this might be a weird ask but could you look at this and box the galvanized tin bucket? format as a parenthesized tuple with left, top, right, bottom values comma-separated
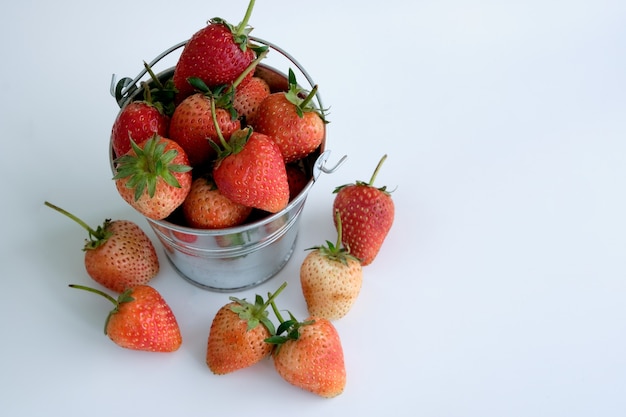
(110, 37, 344, 291)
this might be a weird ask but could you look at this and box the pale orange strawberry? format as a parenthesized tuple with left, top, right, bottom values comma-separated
(182, 175, 252, 229)
(233, 76, 270, 125)
(206, 282, 286, 374)
(300, 211, 362, 320)
(253, 69, 326, 163)
(332, 154, 394, 265)
(69, 284, 182, 352)
(267, 315, 346, 398)
(113, 135, 192, 220)
(44, 201, 159, 293)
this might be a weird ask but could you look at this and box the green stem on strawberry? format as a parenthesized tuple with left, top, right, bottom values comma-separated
(235, 0, 256, 38)
(228, 281, 287, 335)
(69, 284, 134, 335)
(367, 154, 388, 186)
(44, 201, 112, 250)
(229, 48, 268, 92)
(298, 84, 319, 110)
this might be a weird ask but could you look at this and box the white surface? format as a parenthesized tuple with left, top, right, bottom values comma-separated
(2, 0, 625, 415)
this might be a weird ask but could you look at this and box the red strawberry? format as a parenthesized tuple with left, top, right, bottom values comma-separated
(233, 75, 270, 125)
(213, 128, 289, 213)
(300, 211, 363, 320)
(172, 0, 259, 102)
(169, 88, 241, 167)
(206, 282, 286, 374)
(111, 100, 169, 157)
(267, 315, 346, 398)
(114, 135, 193, 220)
(253, 69, 326, 163)
(332, 155, 394, 266)
(182, 175, 252, 229)
(44, 201, 159, 293)
(69, 284, 182, 352)
(285, 163, 309, 200)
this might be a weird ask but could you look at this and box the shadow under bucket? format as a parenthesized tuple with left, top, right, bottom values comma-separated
(110, 37, 345, 291)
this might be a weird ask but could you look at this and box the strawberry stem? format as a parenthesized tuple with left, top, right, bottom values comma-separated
(69, 284, 135, 335)
(334, 210, 343, 250)
(299, 84, 318, 110)
(235, 0, 256, 37)
(44, 201, 112, 249)
(368, 154, 388, 186)
(229, 48, 268, 92)
(210, 97, 230, 151)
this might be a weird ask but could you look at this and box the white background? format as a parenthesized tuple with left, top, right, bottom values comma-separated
(2, 0, 625, 415)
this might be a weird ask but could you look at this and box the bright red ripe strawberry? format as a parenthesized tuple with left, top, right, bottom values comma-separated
(213, 128, 289, 213)
(332, 155, 395, 266)
(285, 163, 309, 200)
(267, 315, 346, 398)
(233, 76, 270, 125)
(111, 100, 169, 157)
(206, 282, 286, 374)
(114, 135, 193, 220)
(253, 69, 326, 163)
(69, 284, 182, 352)
(172, 0, 259, 102)
(169, 90, 241, 167)
(182, 175, 252, 229)
(300, 211, 362, 320)
(44, 201, 159, 293)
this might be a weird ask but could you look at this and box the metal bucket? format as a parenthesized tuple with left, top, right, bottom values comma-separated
(110, 37, 344, 291)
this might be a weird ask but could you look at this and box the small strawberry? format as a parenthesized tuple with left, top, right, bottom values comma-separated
(300, 211, 363, 320)
(267, 312, 346, 398)
(113, 135, 193, 220)
(253, 69, 326, 163)
(169, 82, 241, 167)
(69, 284, 182, 352)
(285, 163, 309, 200)
(332, 154, 395, 266)
(44, 201, 159, 293)
(206, 282, 286, 375)
(212, 127, 289, 213)
(182, 174, 252, 229)
(172, 0, 260, 102)
(233, 75, 270, 125)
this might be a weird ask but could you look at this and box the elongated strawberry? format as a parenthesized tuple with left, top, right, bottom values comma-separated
(267, 312, 346, 398)
(212, 127, 289, 213)
(172, 0, 259, 102)
(113, 135, 192, 220)
(300, 211, 362, 320)
(69, 284, 182, 352)
(253, 69, 326, 163)
(206, 282, 286, 375)
(44, 201, 159, 293)
(332, 155, 394, 266)
(182, 174, 252, 229)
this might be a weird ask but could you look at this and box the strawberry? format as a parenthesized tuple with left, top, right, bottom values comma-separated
(332, 155, 394, 266)
(113, 135, 193, 220)
(206, 282, 286, 374)
(267, 314, 346, 398)
(69, 284, 182, 352)
(169, 85, 241, 167)
(285, 163, 309, 200)
(253, 69, 326, 163)
(300, 211, 362, 320)
(111, 100, 169, 158)
(44, 201, 159, 293)
(212, 128, 289, 213)
(233, 75, 270, 125)
(172, 0, 259, 102)
(182, 174, 252, 229)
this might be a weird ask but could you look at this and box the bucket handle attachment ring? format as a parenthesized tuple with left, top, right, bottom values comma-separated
(313, 151, 347, 180)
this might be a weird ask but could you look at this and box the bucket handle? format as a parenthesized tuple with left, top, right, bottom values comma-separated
(313, 151, 347, 181)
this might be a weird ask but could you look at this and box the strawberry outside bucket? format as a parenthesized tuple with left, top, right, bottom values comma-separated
(109, 37, 345, 292)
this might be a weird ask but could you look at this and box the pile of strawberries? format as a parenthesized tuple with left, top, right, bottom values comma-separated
(110, 0, 325, 228)
(45, 0, 397, 399)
